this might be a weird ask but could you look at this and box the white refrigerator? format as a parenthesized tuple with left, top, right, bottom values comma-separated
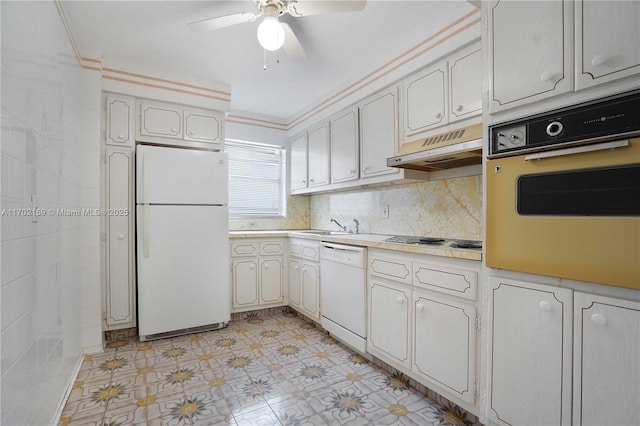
(136, 144, 230, 339)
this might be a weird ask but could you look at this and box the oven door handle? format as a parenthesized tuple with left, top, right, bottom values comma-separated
(524, 140, 629, 161)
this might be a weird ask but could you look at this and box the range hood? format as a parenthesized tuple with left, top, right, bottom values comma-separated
(387, 123, 483, 172)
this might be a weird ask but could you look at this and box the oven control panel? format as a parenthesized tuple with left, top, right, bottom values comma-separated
(489, 89, 640, 157)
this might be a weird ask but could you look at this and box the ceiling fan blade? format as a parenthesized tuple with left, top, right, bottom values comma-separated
(280, 23, 307, 62)
(188, 11, 260, 32)
(287, 0, 367, 17)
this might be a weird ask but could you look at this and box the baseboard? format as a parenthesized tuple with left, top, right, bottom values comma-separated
(50, 355, 84, 426)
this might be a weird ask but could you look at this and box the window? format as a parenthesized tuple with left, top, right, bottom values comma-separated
(226, 139, 286, 218)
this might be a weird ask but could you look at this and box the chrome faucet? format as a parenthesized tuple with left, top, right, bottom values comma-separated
(353, 218, 360, 234)
(330, 218, 346, 232)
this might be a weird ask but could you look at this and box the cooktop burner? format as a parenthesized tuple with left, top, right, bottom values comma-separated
(384, 236, 482, 249)
(385, 236, 445, 245)
(449, 240, 483, 249)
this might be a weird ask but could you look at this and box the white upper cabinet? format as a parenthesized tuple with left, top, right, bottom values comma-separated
(105, 94, 135, 147)
(289, 132, 308, 191)
(488, 0, 573, 112)
(403, 63, 448, 138)
(307, 122, 330, 187)
(183, 108, 222, 145)
(449, 46, 483, 123)
(359, 86, 400, 178)
(576, 0, 640, 90)
(138, 101, 223, 148)
(140, 102, 182, 139)
(401, 42, 481, 140)
(330, 108, 359, 183)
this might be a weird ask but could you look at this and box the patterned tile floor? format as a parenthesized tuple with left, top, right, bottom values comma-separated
(60, 311, 476, 425)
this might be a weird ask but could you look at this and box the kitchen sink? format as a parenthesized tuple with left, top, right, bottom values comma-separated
(295, 230, 352, 236)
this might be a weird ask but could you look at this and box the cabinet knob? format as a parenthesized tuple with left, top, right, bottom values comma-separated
(294, 265, 299, 270)
(539, 300, 552, 312)
(416, 303, 424, 311)
(302, 179, 307, 184)
(349, 169, 356, 175)
(539, 70, 554, 83)
(435, 112, 443, 119)
(455, 105, 464, 112)
(117, 233, 125, 240)
(171, 128, 178, 133)
(590, 313, 607, 325)
(117, 134, 125, 140)
(396, 296, 404, 304)
(309, 178, 315, 183)
(591, 54, 609, 67)
(362, 166, 370, 173)
(264, 264, 269, 269)
(187, 130, 194, 136)
(249, 264, 255, 270)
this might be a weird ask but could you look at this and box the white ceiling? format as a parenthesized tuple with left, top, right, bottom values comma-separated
(63, 0, 476, 121)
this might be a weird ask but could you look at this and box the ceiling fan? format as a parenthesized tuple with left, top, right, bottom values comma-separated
(188, 0, 367, 62)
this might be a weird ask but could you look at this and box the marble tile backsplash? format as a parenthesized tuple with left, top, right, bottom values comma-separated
(229, 194, 310, 230)
(310, 176, 482, 240)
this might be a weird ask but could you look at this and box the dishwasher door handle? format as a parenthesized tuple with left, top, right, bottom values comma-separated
(321, 242, 366, 253)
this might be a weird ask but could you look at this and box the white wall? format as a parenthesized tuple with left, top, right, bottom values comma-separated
(1, 1, 102, 424)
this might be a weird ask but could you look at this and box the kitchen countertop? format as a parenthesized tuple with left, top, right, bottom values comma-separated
(229, 230, 482, 261)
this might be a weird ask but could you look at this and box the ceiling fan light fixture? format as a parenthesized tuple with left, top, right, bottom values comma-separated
(257, 15, 285, 51)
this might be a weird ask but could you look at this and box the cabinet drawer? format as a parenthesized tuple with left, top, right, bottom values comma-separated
(369, 255, 413, 285)
(231, 241, 258, 257)
(260, 240, 284, 256)
(413, 263, 477, 300)
(288, 241, 302, 257)
(301, 244, 319, 261)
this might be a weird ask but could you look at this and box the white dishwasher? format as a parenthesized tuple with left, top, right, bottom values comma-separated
(320, 242, 367, 353)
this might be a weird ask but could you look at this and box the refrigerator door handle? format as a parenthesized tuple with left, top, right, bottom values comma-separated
(142, 152, 150, 258)
(142, 204, 150, 258)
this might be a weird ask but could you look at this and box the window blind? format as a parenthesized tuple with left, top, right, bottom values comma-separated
(226, 139, 286, 217)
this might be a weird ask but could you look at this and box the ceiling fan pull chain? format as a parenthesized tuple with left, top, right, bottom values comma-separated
(276, 49, 280, 64)
(263, 48, 267, 70)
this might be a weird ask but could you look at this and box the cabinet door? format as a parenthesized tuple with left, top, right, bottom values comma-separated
(232, 259, 258, 308)
(368, 279, 411, 369)
(260, 258, 283, 304)
(307, 122, 330, 187)
(413, 291, 476, 404)
(105, 94, 135, 147)
(290, 133, 308, 191)
(489, 0, 573, 112)
(574, 292, 640, 426)
(449, 46, 482, 123)
(183, 109, 223, 146)
(301, 262, 319, 319)
(576, 0, 640, 90)
(403, 63, 448, 138)
(330, 108, 359, 183)
(359, 87, 399, 178)
(139, 102, 182, 139)
(487, 277, 572, 426)
(104, 149, 136, 328)
(288, 260, 302, 308)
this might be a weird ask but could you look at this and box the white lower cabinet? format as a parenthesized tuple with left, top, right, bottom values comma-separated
(230, 239, 285, 312)
(369, 279, 411, 369)
(487, 277, 573, 426)
(573, 292, 640, 426)
(103, 148, 136, 330)
(288, 239, 320, 321)
(487, 277, 640, 426)
(368, 248, 480, 412)
(412, 290, 476, 403)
